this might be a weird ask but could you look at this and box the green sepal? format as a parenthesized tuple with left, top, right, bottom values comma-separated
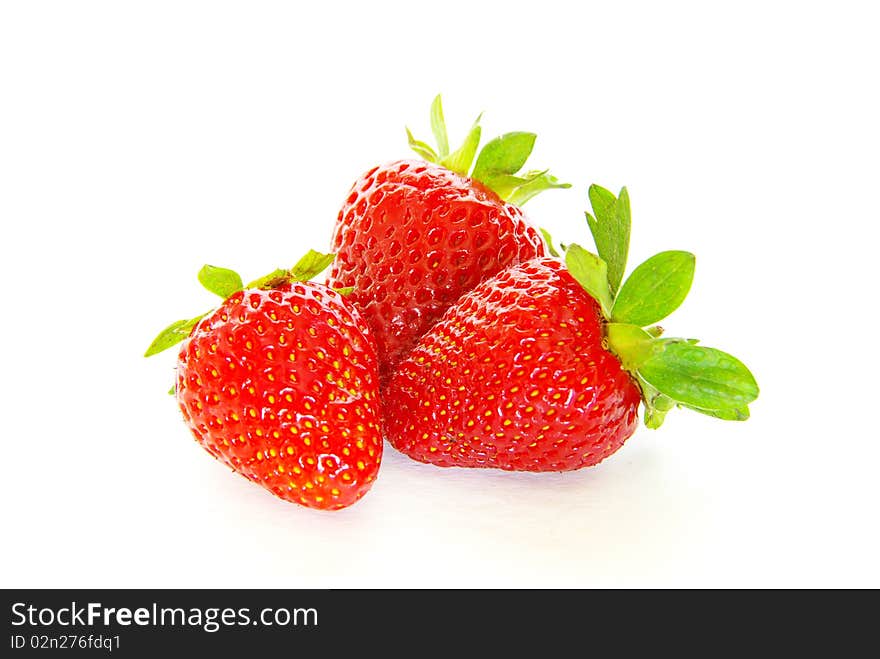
(247, 268, 289, 290)
(440, 119, 481, 176)
(168, 384, 176, 396)
(334, 286, 355, 296)
(564, 244, 613, 317)
(406, 127, 438, 162)
(638, 341, 759, 412)
(683, 404, 751, 421)
(640, 378, 676, 429)
(407, 98, 566, 204)
(430, 95, 449, 158)
(291, 249, 336, 281)
(585, 185, 631, 295)
(247, 251, 336, 290)
(197, 264, 244, 299)
(506, 170, 571, 206)
(539, 228, 561, 258)
(604, 323, 658, 370)
(480, 173, 533, 200)
(471, 132, 536, 183)
(611, 250, 696, 326)
(144, 314, 207, 357)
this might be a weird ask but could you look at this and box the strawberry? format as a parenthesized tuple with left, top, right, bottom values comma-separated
(145, 251, 383, 510)
(385, 186, 759, 471)
(327, 96, 569, 382)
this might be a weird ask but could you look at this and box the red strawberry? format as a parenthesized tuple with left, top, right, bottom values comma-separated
(145, 252, 383, 510)
(385, 186, 759, 471)
(328, 96, 569, 382)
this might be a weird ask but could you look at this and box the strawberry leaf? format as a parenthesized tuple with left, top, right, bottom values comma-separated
(247, 268, 289, 290)
(641, 380, 676, 429)
(506, 170, 571, 206)
(638, 341, 759, 411)
(406, 127, 438, 162)
(604, 323, 658, 370)
(291, 249, 335, 281)
(441, 120, 481, 176)
(683, 404, 751, 421)
(611, 250, 695, 326)
(481, 173, 531, 199)
(564, 244, 613, 317)
(430, 95, 449, 158)
(197, 264, 243, 299)
(586, 185, 631, 295)
(471, 132, 536, 182)
(539, 228, 560, 258)
(144, 314, 206, 357)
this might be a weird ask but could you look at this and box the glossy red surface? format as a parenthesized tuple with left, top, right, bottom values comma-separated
(176, 283, 383, 510)
(328, 159, 545, 383)
(385, 258, 641, 471)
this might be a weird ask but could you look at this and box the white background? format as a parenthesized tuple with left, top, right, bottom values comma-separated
(1, 1, 877, 588)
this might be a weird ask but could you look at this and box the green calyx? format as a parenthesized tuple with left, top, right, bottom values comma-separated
(143, 249, 336, 359)
(406, 95, 571, 204)
(558, 186, 759, 428)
